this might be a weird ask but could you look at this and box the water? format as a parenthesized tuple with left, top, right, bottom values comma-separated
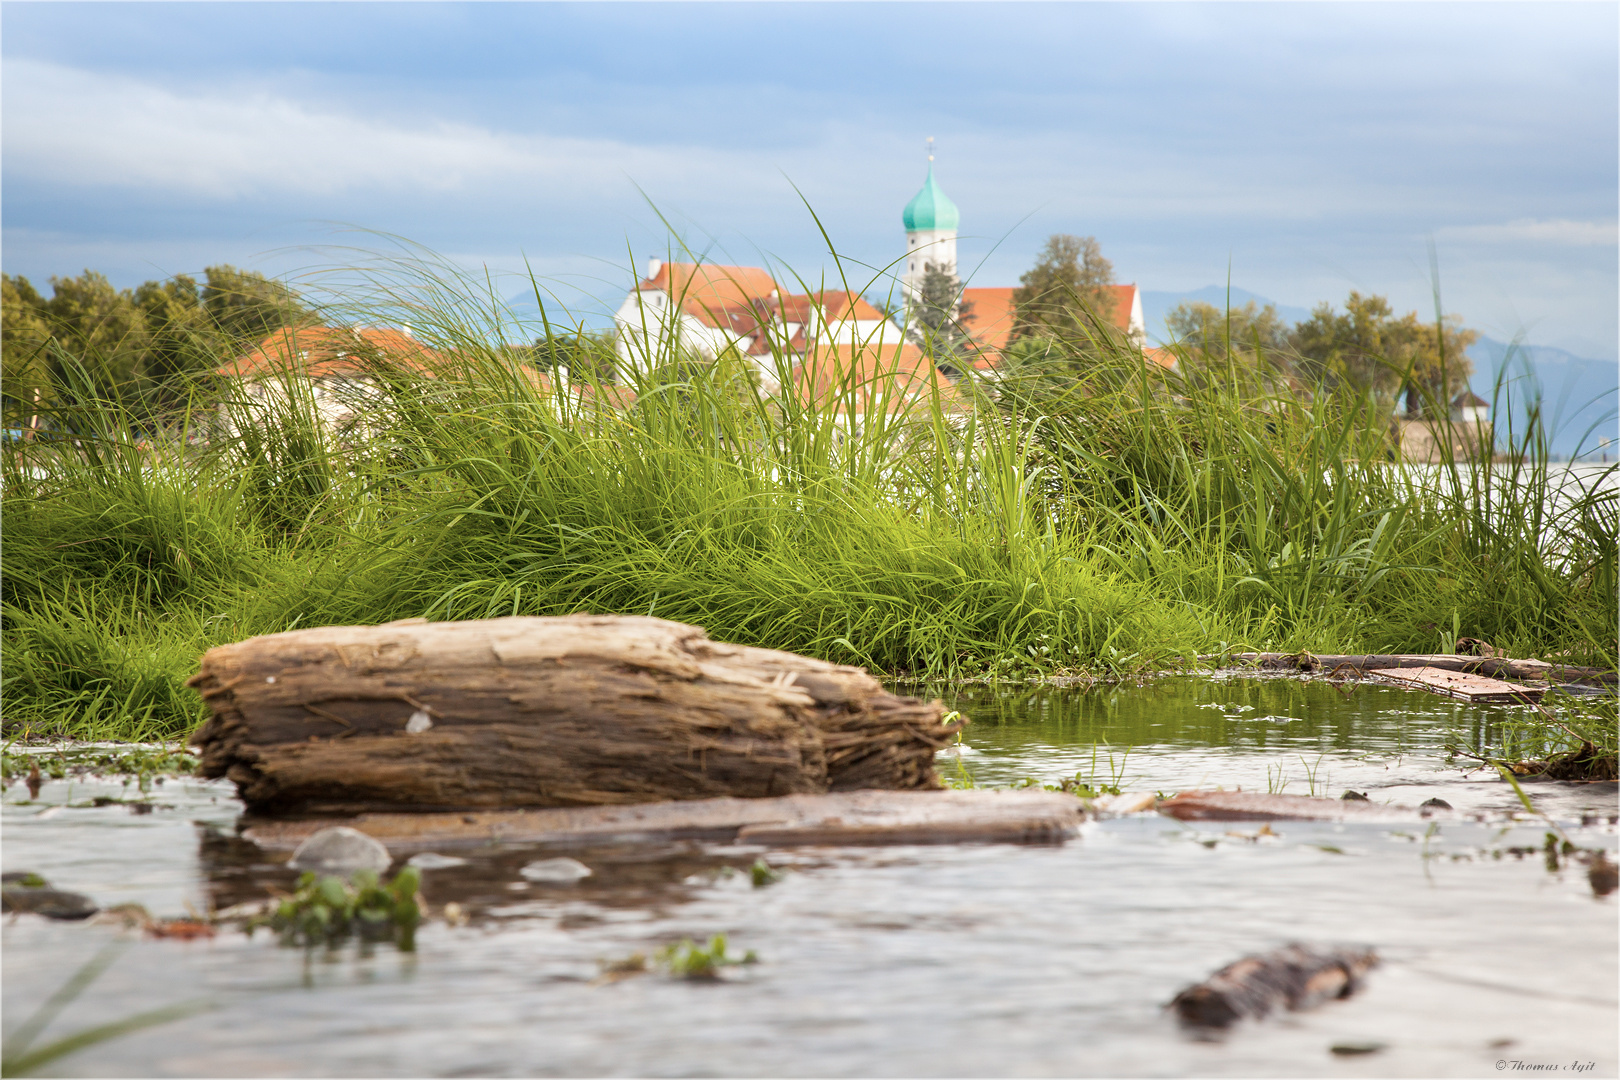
(4, 677, 1616, 1078)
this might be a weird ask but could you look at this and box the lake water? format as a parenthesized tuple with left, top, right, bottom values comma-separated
(4, 676, 1616, 1077)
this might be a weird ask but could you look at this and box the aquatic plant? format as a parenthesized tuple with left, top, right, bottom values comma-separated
(0, 744, 196, 789)
(749, 858, 783, 888)
(252, 866, 422, 950)
(654, 934, 758, 980)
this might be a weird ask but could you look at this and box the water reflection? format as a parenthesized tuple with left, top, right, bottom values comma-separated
(913, 676, 1616, 819)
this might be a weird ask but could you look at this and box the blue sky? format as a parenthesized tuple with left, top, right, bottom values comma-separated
(4, 2, 1616, 358)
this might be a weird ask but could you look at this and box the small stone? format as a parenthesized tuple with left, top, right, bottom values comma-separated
(1330, 1041, 1386, 1056)
(1588, 853, 1618, 898)
(407, 852, 468, 870)
(1, 871, 48, 888)
(289, 826, 392, 875)
(520, 857, 592, 883)
(405, 710, 433, 734)
(1420, 797, 1453, 810)
(2, 886, 98, 920)
(1341, 790, 1370, 802)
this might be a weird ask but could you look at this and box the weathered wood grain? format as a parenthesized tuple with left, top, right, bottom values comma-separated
(189, 615, 959, 815)
(1369, 665, 1545, 704)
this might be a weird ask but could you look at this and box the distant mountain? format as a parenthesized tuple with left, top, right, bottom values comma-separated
(1140, 286, 1616, 459)
(1467, 339, 1617, 459)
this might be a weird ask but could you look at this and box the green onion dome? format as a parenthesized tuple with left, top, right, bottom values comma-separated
(903, 166, 960, 232)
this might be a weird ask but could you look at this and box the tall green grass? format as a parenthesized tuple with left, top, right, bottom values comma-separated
(3, 247, 1614, 740)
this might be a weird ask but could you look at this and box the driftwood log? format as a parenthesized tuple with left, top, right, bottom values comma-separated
(1225, 652, 1617, 686)
(1156, 791, 1432, 822)
(189, 615, 959, 816)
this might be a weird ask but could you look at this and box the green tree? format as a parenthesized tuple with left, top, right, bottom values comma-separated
(1388, 313, 1478, 417)
(1289, 291, 1475, 412)
(201, 265, 305, 347)
(0, 265, 308, 428)
(37, 270, 152, 406)
(133, 274, 220, 417)
(1164, 299, 1294, 390)
(906, 263, 978, 377)
(1009, 234, 1116, 343)
(531, 330, 618, 382)
(2, 275, 56, 426)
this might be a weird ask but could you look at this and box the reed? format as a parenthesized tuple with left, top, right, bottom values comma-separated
(3, 244, 1613, 740)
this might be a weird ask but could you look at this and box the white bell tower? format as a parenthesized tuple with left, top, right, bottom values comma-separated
(901, 137, 960, 304)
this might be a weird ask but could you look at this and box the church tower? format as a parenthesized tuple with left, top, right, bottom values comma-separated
(901, 139, 960, 305)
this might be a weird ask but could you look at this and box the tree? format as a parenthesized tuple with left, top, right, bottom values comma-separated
(2, 275, 56, 425)
(1389, 313, 1478, 417)
(531, 330, 617, 382)
(906, 262, 979, 377)
(134, 274, 220, 417)
(1164, 299, 1294, 389)
(1009, 235, 1116, 343)
(0, 264, 309, 428)
(1289, 291, 1475, 411)
(201, 265, 306, 346)
(37, 270, 152, 407)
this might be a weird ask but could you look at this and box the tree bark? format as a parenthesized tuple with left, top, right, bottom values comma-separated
(189, 615, 959, 816)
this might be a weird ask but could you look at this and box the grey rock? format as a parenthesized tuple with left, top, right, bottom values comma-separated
(520, 857, 592, 883)
(2, 871, 48, 887)
(289, 826, 392, 875)
(2, 886, 98, 920)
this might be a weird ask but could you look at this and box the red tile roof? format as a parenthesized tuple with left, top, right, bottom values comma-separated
(788, 341, 963, 414)
(219, 326, 441, 380)
(958, 283, 1144, 371)
(1104, 284, 1138, 333)
(1142, 346, 1178, 371)
(637, 263, 780, 330)
(808, 290, 886, 324)
(958, 287, 1017, 368)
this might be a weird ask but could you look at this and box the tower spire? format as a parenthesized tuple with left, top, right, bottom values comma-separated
(926, 135, 934, 164)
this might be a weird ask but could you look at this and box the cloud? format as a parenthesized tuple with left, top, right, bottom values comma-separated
(1437, 218, 1619, 247)
(0, 59, 786, 203)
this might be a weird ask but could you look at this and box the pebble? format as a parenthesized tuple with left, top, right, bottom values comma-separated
(1330, 1041, 1386, 1056)
(520, 857, 592, 883)
(1, 875, 98, 920)
(288, 826, 393, 875)
(407, 852, 468, 870)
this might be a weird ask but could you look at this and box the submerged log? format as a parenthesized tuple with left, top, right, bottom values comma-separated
(240, 789, 1085, 851)
(1170, 944, 1380, 1028)
(1157, 791, 1431, 821)
(189, 615, 960, 816)
(1225, 652, 1617, 686)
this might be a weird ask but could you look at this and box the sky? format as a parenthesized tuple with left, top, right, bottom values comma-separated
(3, 2, 1617, 358)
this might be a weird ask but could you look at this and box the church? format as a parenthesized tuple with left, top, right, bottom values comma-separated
(611, 158, 1155, 398)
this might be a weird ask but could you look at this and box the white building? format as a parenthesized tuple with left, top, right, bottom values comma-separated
(611, 156, 1157, 385)
(612, 259, 907, 389)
